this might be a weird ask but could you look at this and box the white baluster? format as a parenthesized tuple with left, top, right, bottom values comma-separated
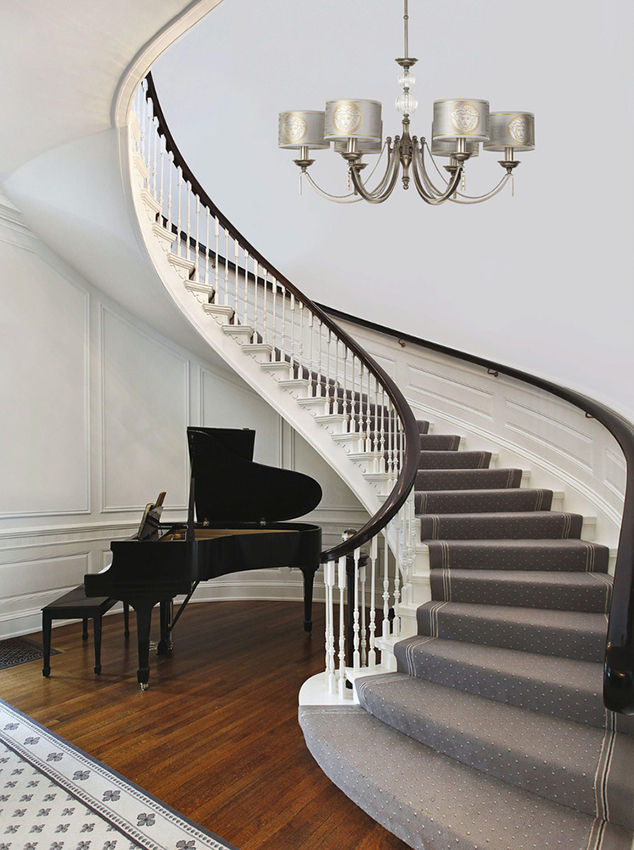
(241, 249, 248, 327)
(152, 117, 159, 196)
(325, 330, 331, 401)
(359, 551, 367, 667)
(194, 194, 200, 274)
(368, 535, 378, 667)
(204, 208, 210, 287)
(186, 181, 192, 262)
(382, 530, 390, 638)
(324, 560, 336, 694)
(380, 385, 387, 473)
(393, 514, 402, 638)
(289, 293, 295, 375)
(159, 135, 166, 216)
(253, 258, 259, 343)
(213, 217, 219, 300)
(262, 269, 268, 345)
(309, 312, 315, 395)
(338, 555, 347, 699)
(298, 300, 304, 379)
(144, 97, 152, 171)
(280, 286, 284, 365)
(167, 153, 174, 231)
(233, 238, 239, 323)
(343, 345, 349, 425)
(224, 228, 229, 307)
(334, 335, 339, 413)
(272, 278, 278, 359)
(353, 547, 361, 671)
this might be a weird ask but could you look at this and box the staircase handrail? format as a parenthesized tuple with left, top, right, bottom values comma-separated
(319, 303, 634, 714)
(142, 72, 421, 565)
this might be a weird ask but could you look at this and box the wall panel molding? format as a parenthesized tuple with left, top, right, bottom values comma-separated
(0, 236, 91, 519)
(99, 304, 190, 512)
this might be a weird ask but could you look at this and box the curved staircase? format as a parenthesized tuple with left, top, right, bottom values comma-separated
(300, 428, 634, 848)
(126, 71, 634, 849)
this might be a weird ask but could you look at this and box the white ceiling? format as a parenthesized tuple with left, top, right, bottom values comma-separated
(152, 0, 634, 418)
(0, 0, 199, 179)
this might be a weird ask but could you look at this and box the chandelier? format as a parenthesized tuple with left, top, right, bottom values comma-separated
(278, 0, 535, 205)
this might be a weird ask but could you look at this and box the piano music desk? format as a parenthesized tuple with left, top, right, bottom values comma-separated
(41, 586, 129, 677)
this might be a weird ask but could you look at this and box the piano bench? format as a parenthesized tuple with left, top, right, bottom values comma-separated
(41, 586, 129, 677)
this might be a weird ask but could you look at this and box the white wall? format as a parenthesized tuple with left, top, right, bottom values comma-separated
(0, 196, 365, 639)
(152, 0, 634, 423)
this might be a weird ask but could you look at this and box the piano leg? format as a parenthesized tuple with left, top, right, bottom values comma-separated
(157, 599, 174, 655)
(131, 602, 153, 691)
(300, 565, 318, 633)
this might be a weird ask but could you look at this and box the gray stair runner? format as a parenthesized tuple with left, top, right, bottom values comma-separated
(300, 425, 633, 848)
(417, 449, 491, 469)
(416, 487, 553, 513)
(418, 433, 461, 450)
(420, 510, 584, 540)
(426, 538, 610, 572)
(356, 672, 634, 829)
(429, 569, 612, 611)
(299, 706, 633, 850)
(415, 467, 523, 489)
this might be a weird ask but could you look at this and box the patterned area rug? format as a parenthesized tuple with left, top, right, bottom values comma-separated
(0, 638, 57, 671)
(0, 700, 236, 849)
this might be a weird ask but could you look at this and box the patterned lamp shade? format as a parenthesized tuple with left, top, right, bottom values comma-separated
(278, 111, 329, 149)
(432, 99, 490, 142)
(324, 100, 382, 142)
(483, 112, 535, 151)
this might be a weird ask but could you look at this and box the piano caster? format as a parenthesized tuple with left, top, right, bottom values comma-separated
(139, 682, 149, 692)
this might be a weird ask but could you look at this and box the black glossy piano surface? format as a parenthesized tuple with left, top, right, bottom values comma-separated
(85, 427, 322, 689)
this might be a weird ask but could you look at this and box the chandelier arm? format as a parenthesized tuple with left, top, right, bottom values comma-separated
(351, 142, 399, 198)
(304, 172, 364, 204)
(411, 144, 463, 204)
(349, 145, 401, 203)
(420, 140, 512, 203)
(413, 143, 447, 196)
(362, 140, 393, 193)
(448, 174, 512, 204)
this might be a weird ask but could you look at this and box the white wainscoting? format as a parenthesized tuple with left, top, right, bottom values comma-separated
(0, 207, 90, 519)
(100, 306, 190, 512)
(336, 316, 626, 554)
(0, 200, 367, 640)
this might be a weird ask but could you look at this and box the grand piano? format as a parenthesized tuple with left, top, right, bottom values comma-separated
(85, 427, 322, 689)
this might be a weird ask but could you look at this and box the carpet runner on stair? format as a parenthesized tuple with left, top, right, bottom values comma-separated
(300, 427, 634, 849)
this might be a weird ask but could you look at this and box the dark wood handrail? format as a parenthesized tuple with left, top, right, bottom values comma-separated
(143, 73, 421, 565)
(319, 303, 634, 715)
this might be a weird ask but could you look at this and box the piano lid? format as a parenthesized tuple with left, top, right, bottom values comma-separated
(187, 427, 322, 524)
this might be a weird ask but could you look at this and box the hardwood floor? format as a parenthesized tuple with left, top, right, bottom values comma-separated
(1, 600, 409, 849)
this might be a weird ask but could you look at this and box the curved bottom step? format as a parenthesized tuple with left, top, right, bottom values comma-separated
(299, 705, 633, 850)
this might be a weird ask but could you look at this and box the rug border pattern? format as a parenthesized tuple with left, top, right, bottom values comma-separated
(0, 699, 237, 850)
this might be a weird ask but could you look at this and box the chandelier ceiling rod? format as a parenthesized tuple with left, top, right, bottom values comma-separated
(403, 0, 409, 59)
(278, 0, 535, 206)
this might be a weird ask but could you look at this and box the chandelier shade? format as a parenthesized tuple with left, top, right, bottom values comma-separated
(483, 112, 535, 151)
(432, 99, 490, 142)
(323, 100, 383, 142)
(278, 111, 329, 149)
